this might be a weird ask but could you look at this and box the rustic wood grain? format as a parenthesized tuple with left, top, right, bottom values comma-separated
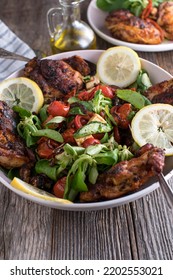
(0, 0, 173, 260)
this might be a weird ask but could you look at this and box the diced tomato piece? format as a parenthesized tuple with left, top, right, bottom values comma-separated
(62, 128, 76, 144)
(82, 137, 100, 148)
(37, 137, 59, 159)
(74, 115, 90, 129)
(117, 103, 132, 115)
(53, 176, 66, 198)
(95, 85, 114, 99)
(78, 85, 114, 101)
(92, 133, 104, 140)
(47, 101, 70, 117)
(77, 90, 95, 101)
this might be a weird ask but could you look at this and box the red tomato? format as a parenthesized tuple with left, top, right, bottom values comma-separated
(37, 137, 59, 159)
(91, 85, 114, 99)
(92, 133, 104, 140)
(37, 142, 53, 158)
(47, 101, 70, 117)
(117, 103, 132, 129)
(74, 115, 90, 129)
(62, 128, 76, 144)
(77, 90, 95, 101)
(117, 103, 132, 115)
(53, 177, 66, 198)
(82, 137, 100, 148)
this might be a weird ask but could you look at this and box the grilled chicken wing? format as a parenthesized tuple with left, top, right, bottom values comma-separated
(24, 56, 92, 103)
(80, 144, 165, 202)
(143, 78, 173, 104)
(105, 10, 163, 44)
(157, 1, 173, 40)
(0, 101, 35, 169)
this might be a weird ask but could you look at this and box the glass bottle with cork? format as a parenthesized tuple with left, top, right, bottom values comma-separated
(47, 0, 96, 54)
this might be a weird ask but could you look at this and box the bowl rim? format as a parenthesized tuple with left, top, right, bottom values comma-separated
(1, 49, 173, 211)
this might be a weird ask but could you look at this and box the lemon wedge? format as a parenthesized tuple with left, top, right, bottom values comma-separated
(10, 177, 71, 204)
(131, 103, 173, 156)
(0, 77, 44, 113)
(97, 46, 141, 87)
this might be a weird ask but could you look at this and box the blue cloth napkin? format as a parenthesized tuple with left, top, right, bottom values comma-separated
(0, 20, 35, 81)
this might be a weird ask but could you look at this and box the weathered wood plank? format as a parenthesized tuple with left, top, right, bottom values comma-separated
(0, 0, 173, 261)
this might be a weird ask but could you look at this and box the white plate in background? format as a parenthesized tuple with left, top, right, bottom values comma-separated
(87, 0, 173, 52)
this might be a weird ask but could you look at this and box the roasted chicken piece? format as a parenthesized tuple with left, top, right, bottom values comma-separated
(105, 9, 163, 44)
(143, 78, 173, 104)
(0, 101, 35, 169)
(157, 1, 173, 40)
(24, 56, 92, 103)
(62, 55, 91, 76)
(80, 144, 165, 202)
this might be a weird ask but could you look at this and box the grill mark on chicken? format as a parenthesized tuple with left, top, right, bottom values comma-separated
(143, 78, 173, 104)
(24, 56, 93, 103)
(62, 55, 91, 76)
(0, 101, 35, 169)
(105, 9, 163, 44)
(157, 1, 173, 40)
(80, 145, 165, 202)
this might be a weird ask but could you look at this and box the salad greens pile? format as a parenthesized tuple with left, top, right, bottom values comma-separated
(96, 0, 168, 17)
(35, 139, 133, 201)
(8, 67, 152, 202)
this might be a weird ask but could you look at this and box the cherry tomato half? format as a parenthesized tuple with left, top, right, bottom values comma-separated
(82, 137, 100, 148)
(91, 85, 114, 99)
(77, 90, 95, 101)
(53, 176, 66, 198)
(47, 101, 70, 117)
(37, 137, 59, 159)
(74, 115, 90, 129)
(62, 128, 76, 144)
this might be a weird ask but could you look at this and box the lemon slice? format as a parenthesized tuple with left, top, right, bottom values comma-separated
(11, 177, 71, 204)
(131, 103, 173, 156)
(0, 77, 44, 113)
(97, 46, 141, 87)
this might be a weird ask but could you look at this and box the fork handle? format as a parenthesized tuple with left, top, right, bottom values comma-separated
(0, 48, 30, 62)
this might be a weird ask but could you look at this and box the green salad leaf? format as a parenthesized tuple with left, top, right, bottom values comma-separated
(96, 0, 167, 17)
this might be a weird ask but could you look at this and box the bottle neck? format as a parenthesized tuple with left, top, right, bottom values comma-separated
(62, 3, 81, 24)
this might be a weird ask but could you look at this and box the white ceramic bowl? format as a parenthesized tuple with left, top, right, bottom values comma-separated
(0, 49, 173, 211)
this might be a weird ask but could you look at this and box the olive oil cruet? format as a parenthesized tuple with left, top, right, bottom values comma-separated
(47, 0, 96, 53)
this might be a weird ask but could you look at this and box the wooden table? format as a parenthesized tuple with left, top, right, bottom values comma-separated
(0, 0, 173, 260)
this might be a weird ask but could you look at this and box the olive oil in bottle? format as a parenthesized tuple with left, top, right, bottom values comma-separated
(47, 0, 96, 54)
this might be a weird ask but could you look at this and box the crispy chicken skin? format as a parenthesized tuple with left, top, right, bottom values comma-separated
(157, 1, 173, 40)
(143, 78, 173, 104)
(105, 10, 163, 44)
(62, 55, 91, 76)
(24, 56, 92, 103)
(0, 101, 35, 169)
(80, 144, 165, 202)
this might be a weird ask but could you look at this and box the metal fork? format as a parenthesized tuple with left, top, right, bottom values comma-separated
(0, 47, 30, 62)
(157, 173, 173, 208)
